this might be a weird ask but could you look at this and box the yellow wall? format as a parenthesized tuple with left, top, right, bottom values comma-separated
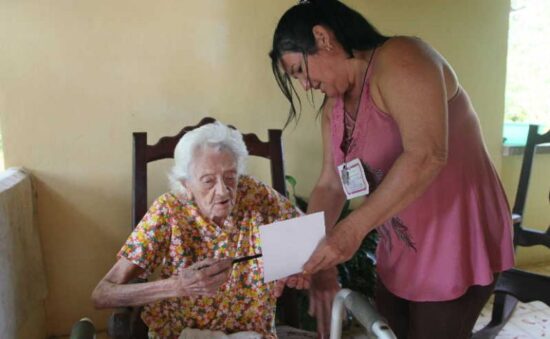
(0, 0, 512, 336)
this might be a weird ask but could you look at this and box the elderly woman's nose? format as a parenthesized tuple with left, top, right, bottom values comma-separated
(214, 179, 229, 195)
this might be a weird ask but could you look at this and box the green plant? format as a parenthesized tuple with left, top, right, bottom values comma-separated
(284, 175, 378, 331)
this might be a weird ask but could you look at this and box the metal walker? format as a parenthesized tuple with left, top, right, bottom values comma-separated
(330, 289, 397, 339)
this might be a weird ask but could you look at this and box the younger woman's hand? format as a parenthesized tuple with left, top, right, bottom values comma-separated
(303, 221, 364, 274)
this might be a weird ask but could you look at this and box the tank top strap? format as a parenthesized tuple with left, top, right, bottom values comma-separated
(365, 47, 379, 80)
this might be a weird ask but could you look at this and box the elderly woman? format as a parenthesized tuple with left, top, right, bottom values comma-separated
(92, 122, 301, 339)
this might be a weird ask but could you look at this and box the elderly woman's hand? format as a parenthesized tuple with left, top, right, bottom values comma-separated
(173, 258, 232, 296)
(274, 273, 311, 297)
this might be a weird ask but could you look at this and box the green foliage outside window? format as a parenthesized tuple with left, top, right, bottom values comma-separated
(505, 0, 550, 127)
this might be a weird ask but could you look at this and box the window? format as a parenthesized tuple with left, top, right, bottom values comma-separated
(503, 0, 550, 147)
(0, 133, 3, 170)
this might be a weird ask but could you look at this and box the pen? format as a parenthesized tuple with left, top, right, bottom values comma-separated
(232, 253, 262, 265)
(195, 254, 262, 270)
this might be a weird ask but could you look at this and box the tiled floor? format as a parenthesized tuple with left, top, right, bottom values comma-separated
(473, 262, 550, 338)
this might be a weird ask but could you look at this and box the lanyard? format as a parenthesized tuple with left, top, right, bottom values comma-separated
(341, 48, 376, 184)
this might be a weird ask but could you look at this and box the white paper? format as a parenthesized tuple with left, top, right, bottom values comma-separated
(259, 212, 325, 282)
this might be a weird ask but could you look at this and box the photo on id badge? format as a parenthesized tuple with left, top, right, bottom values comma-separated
(338, 158, 370, 200)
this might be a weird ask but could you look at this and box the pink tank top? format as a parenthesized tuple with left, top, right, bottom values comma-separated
(330, 52, 514, 302)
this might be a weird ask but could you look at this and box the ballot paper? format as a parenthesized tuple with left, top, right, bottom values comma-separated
(259, 212, 325, 282)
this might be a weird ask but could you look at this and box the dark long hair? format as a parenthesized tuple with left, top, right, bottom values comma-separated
(269, 0, 388, 127)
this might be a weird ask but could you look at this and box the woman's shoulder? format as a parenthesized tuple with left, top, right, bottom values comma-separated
(371, 36, 449, 89)
(237, 175, 286, 204)
(238, 174, 270, 194)
(376, 36, 438, 66)
(373, 36, 458, 98)
(381, 36, 427, 48)
(237, 175, 297, 219)
(156, 192, 184, 206)
(147, 192, 188, 216)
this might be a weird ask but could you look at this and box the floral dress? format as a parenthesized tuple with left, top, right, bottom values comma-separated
(118, 175, 299, 338)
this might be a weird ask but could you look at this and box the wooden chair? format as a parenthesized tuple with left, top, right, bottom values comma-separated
(473, 124, 550, 339)
(108, 117, 300, 338)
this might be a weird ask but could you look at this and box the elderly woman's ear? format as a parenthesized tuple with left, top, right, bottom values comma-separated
(180, 181, 193, 200)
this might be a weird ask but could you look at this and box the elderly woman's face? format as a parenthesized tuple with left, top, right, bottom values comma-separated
(184, 146, 238, 224)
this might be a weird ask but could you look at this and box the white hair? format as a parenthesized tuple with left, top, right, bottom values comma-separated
(169, 121, 248, 196)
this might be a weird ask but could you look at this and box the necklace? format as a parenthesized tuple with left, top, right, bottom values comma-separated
(340, 47, 376, 184)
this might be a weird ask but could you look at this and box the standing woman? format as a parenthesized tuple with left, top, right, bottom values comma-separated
(269, 0, 514, 338)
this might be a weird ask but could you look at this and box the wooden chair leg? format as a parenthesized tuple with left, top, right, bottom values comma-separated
(472, 292, 518, 339)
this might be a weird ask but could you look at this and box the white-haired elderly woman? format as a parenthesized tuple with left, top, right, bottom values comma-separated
(92, 122, 305, 339)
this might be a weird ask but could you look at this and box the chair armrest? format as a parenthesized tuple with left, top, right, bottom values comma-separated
(495, 268, 550, 306)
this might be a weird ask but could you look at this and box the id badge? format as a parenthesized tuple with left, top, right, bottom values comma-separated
(337, 158, 370, 200)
